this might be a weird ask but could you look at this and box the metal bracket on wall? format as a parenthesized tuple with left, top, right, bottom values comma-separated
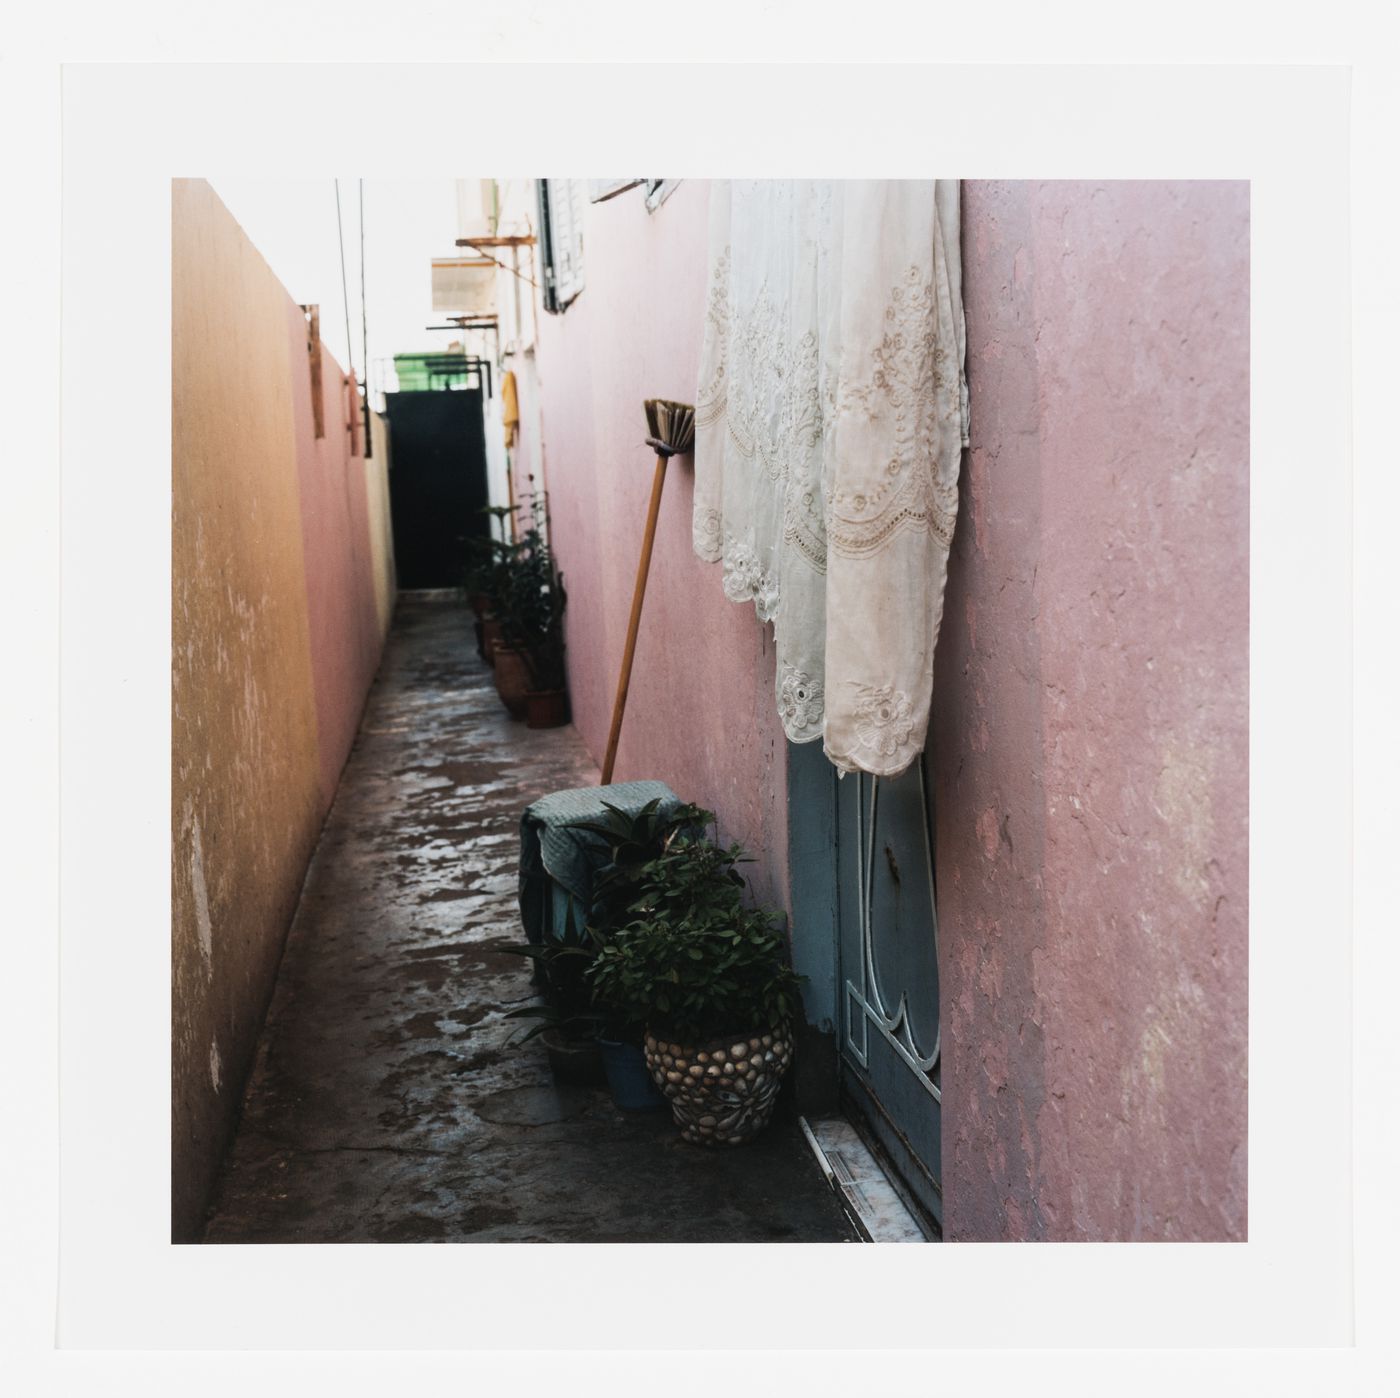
(300, 304, 326, 439)
(454, 236, 540, 291)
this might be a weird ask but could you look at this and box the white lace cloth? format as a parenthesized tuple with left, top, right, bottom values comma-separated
(694, 181, 969, 776)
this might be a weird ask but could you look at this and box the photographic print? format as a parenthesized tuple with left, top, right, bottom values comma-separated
(171, 175, 1248, 1247)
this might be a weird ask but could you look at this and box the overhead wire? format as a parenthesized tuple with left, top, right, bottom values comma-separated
(359, 178, 372, 456)
(334, 178, 355, 384)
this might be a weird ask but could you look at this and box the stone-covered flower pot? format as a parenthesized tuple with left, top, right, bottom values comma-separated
(492, 645, 530, 719)
(525, 689, 569, 729)
(643, 1027, 792, 1147)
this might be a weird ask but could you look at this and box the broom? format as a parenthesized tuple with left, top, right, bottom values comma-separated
(600, 399, 696, 785)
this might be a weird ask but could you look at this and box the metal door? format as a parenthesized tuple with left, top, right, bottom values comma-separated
(385, 388, 490, 588)
(834, 755, 942, 1232)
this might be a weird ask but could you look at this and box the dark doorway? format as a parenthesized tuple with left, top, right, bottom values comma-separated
(385, 388, 490, 588)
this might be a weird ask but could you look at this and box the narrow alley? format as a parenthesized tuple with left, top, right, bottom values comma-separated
(202, 595, 856, 1244)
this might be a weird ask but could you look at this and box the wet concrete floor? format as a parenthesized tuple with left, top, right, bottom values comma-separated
(203, 594, 856, 1244)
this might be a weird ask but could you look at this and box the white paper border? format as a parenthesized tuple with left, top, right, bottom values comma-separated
(4, 22, 1387, 1390)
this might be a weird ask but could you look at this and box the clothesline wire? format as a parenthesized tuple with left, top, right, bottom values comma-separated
(334, 179, 355, 387)
(359, 179, 372, 455)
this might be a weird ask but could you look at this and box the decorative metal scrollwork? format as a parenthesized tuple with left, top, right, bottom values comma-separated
(844, 755, 941, 1102)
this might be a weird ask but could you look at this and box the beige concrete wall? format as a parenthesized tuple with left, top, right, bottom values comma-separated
(171, 180, 393, 1241)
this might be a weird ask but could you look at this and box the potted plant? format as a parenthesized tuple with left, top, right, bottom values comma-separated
(503, 1003, 607, 1086)
(504, 798, 704, 1110)
(515, 561, 568, 730)
(586, 813, 802, 1145)
(463, 540, 498, 661)
(463, 519, 521, 664)
(496, 490, 570, 727)
(570, 799, 706, 1110)
(491, 637, 533, 718)
(501, 891, 608, 1084)
(462, 533, 497, 618)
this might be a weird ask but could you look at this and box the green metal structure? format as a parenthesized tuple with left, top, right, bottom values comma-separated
(392, 351, 474, 393)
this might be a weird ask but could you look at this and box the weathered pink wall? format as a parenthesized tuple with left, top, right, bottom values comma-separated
(528, 182, 790, 906)
(287, 322, 387, 804)
(932, 181, 1249, 1241)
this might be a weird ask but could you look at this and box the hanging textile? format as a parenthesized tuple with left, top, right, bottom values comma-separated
(501, 369, 520, 448)
(694, 180, 969, 777)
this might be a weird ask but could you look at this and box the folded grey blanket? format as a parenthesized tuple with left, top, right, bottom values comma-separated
(518, 780, 679, 946)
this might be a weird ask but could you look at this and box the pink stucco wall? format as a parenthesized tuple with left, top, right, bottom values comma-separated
(526, 179, 1248, 1240)
(287, 316, 388, 805)
(932, 181, 1249, 1240)
(528, 181, 790, 907)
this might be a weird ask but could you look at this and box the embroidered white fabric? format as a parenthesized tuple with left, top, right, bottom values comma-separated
(694, 180, 969, 777)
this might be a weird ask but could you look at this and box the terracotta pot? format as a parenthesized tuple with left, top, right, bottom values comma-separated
(480, 617, 504, 664)
(525, 689, 570, 729)
(643, 1026, 792, 1147)
(468, 590, 493, 618)
(492, 645, 530, 719)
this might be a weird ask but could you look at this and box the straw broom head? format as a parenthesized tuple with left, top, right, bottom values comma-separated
(643, 399, 695, 457)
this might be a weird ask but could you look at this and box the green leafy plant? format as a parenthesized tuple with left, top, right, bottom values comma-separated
(496, 490, 568, 693)
(503, 799, 705, 1046)
(500, 997, 604, 1046)
(572, 798, 708, 936)
(463, 517, 522, 612)
(586, 814, 802, 1045)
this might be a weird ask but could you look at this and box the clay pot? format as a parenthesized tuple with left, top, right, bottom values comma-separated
(525, 689, 569, 729)
(467, 590, 493, 618)
(480, 617, 505, 664)
(492, 645, 530, 719)
(643, 1026, 792, 1147)
(541, 1027, 605, 1087)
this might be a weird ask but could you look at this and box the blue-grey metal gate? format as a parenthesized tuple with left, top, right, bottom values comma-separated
(834, 756, 942, 1231)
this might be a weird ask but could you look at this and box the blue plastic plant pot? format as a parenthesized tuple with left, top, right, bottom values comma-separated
(597, 1038, 667, 1111)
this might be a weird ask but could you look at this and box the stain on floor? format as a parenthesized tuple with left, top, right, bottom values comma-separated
(202, 595, 856, 1244)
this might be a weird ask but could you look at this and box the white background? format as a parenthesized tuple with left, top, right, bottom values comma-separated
(4, 4, 1397, 1394)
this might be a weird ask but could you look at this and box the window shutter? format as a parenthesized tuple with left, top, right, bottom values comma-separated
(566, 179, 586, 294)
(644, 179, 681, 212)
(536, 179, 557, 313)
(542, 179, 585, 308)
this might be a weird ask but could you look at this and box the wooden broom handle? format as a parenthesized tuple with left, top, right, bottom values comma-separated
(602, 452, 669, 785)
